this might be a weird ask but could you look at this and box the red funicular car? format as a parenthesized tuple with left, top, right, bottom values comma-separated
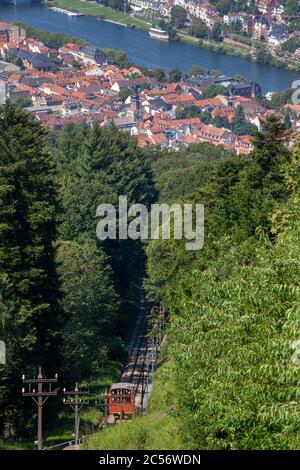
(108, 382, 135, 418)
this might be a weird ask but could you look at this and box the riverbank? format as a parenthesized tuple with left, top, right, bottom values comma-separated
(52, 0, 150, 31)
(1, 4, 298, 92)
(52, 0, 300, 73)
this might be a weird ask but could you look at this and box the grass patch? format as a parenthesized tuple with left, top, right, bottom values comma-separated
(0, 360, 122, 450)
(43, 360, 122, 447)
(0, 442, 34, 450)
(84, 412, 181, 450)
(54, 0, 150, 31)
(83, 360, 184, 450)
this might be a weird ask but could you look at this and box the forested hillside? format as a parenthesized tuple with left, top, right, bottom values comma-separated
(0, 102, 299, 450)
(86, 116, 300, 450)
(146, 117, 300, 449)
(0, 103, 155, 442)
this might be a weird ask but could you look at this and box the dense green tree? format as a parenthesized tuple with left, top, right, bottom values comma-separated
(100, 48, 131, 68)
(200, 109, 212, 124)
(168, 68, 182, 83)
(211, 23, 222, 41)
(211, 68, 222, 77)
(0, 102, 62, 438)
(175, 105, 202, 119)
(189, 20, 208, 39)
(145, 117, 298, 450)
(202, 84, 228, 98)
(231, 105, 254, 136)
(152, 68, 166, 82)
(57, 237, 119, 381)
(188, 64, 205, 77)
(282, 36, 300, 53)
(216, 0, 231, 15)
(212, 115, 230, 128)
(170, 6, 187, 28)
(284, 0, 299, 16)
(17, 23, 86, 48)
(56, 122, 156, 339)
(270, 89, 293, 109)
(284, 112, 292, 129)
(97, 0, 127, 11)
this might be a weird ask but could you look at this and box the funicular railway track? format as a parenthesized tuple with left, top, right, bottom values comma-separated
(119, 288, 149, 413)
(57, 288, 155, 450)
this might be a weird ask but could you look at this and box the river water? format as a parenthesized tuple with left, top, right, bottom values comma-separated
(0, 3, 299, 93)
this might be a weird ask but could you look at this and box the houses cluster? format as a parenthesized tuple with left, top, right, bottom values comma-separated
(135, 86, 261, 154)
(0, 20, 299, 155)
(131, 0, 298, 50)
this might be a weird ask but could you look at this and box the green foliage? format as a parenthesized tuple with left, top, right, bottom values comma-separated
(0, 108, 156, 444)
(211, 24, 222, 42)
(146, 117, 299, 449)
(188, 64, 205, 77)
(175, 105, 202, 119)
(97, 0, 126, 12)
(0, 102, 62, 439)
(188, 20, 208, 39)
(256, 46, 274, 65)
(16, 23, 87, 48)
(202, 84, 229, 98)
(152, 143, 232, 204)
(170, 6, 187, 29)
(216, 0, 232, 15)
(270, 89, 293, 109)
(211, 69, 222, 77)
(13, 97, 33, 109)
(57, 237, 119, 381)
(212, 115, 230, 129)
(4, 52, 24, 70)
(231, 105, 254, 136)
(284, 0, 299, 16)
(100, 48, 131, 68)
(168, 68, 182, 83)
(55, 122, 156, 351)
(84, 361, 183, 450)
(152, 68, 166, 82)
(282, 36, 300, 54)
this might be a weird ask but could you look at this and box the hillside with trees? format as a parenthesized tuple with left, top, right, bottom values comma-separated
(0, 104, 155, 444)
(0, 102, 299, 450)
(145, 116, 300, 450)
(85, 116, 300, 450)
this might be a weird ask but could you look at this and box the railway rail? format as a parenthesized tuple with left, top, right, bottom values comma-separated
(119, 288, 151, 414)
(44, 288, 160, 450)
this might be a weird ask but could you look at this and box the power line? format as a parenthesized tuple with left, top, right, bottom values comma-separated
(63, 383, 89, 446)
(22, 366, 58, 450)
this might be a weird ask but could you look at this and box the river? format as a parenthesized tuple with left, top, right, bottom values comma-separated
(0, 3, 299, 94)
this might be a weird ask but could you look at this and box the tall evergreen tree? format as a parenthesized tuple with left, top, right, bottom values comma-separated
(57, 122, 156, 294)
(0, 102, 62, 437)
(231, 105, 254, 136)
(57, 236, 120, 382)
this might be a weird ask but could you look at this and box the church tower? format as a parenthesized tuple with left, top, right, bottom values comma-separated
(129, 86, 142, 123)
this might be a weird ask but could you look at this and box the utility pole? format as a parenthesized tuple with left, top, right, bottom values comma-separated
(22, 366, 58, 450)
(145, 355, 150, 413)
(63, 383, 89, 446)
(141, 362, 145, 415)
(101, 388, 109, 425)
